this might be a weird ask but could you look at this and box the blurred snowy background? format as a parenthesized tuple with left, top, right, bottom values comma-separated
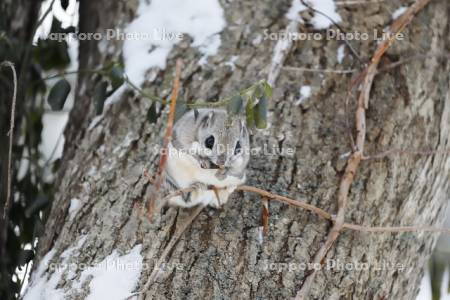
(16, 0, 450, 299)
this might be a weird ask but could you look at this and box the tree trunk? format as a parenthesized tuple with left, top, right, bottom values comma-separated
(28, 0, 450, 299)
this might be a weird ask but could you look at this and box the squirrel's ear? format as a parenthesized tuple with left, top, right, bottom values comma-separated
(194, 109, 199, 121)
(201, 111, 215, 127)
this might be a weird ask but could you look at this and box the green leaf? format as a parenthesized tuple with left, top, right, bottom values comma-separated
(254, 97, 268, 129)
(147, 102, 159, 123)
(227, 95, 243, 116)
(254, 84, 264, 98)
(245, 99, 255, 128)
(109, 66, 125, 90)
(94, 81, 108, 115)
(47, 79, 71, 110)
(262, 81, 273, 98)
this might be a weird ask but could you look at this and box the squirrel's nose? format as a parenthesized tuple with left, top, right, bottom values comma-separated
(216, 155, 226, 168)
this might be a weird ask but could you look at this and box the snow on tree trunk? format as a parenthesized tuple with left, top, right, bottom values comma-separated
(29, 0, 450, 299)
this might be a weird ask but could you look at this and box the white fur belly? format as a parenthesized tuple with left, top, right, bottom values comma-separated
(167, 143, 245, 188)
(166, 143, 245, 207)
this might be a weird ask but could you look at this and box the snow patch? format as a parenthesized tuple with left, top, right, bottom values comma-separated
(257, 227, 264, 245)
(416, 269, 431, 300)
(309, 0, 342, 29)
(33, 0, 79, 44)
(40, 112, 68, 163)
(295, 86, 312, 106)
(68, 198, 82, 221)
(197, 34, 223, 66)
(286, 0, 306, 22)
(33, 0, 54, 44)
(53, 0, 79, 29)
(87, 115, 104, 131)
(392, 6, 407, 20)
(252, 34, 263, 46)
(23, 235, 87, 300)
(223, 55, 239, 71)
(123, 0, 226, 86)
(286, 0, 341, 30)
(17, 148, 30, 180)
(104, 85, 127, 107)
(337, 44, 345, 64)
(112, 131, 140, 158)
(76, 245, 143, 300)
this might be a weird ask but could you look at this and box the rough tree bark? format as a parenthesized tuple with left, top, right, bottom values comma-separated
(1, 1, 42, 297)
(30, 0, 450, 299)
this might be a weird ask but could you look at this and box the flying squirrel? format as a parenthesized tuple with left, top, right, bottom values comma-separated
(165, 108, 250, 208)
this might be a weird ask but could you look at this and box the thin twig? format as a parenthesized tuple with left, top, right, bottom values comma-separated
(134, 179, 450, 298)
(342, 224, 450, 233)
(284, 53, 450, 76)
(157, 183, 450, 237)
(261, 197, 270, 235)
(283, 66, 357, 74)
(335, 0, 385, 5)
(1, 61, 18, 220)
(240, 185, 450, 234)
(160, 182, 450, 234)
(295, 0, 432, 298)
(244, 184, 450, 233)
(236, 185, 331, 220)
(363, 148, 450, 160)
(344, 89, 356, 151)
(124, 76, 166, 104)
(143, 169, 155, 184)
(146, 59, 183, 218)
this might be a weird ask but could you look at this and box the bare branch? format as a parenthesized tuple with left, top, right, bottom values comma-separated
(146, 59, 183, 218)
(335, 0, 385, 5)
(240, 185, 450, 235)
(295, 0, 432, 298)
(236, 185, 332, 220)
(1, 61, 18, 220)
(283, 53, 450, 75)
(363, 148, 450, 160)
(283, 66, 357, 74)
(342, 223, 450, 234)
(261, 197, 270, 235)
(135, 177, 450, 299)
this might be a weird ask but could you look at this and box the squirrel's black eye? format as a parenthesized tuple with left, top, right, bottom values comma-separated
(205, 135, 215, 149)
(234, 141, 242, 155)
